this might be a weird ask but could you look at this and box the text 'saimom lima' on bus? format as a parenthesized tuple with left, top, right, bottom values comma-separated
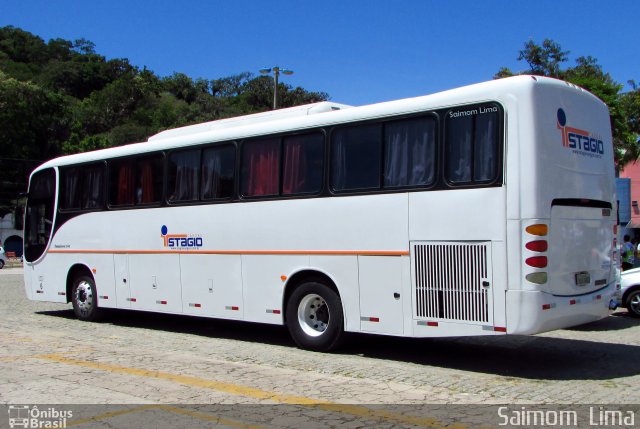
(23, 76, 617, 352)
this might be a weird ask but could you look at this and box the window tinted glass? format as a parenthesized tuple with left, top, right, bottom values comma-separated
(60, 163, 105, 211)
(110, 159, 134, 206)
(241, 138, 280, 197)
(136, 155, 163, 204)
(202, 145, 236, 200)
(81, 163, 105, 209)
(384, 116, 436, 188)
(24, 168, 55, 262)
(473, 112, 499, 181)
(282, 133, 324, 195)
(109, 154, 164, 206)
(446, 105, 500, 184)
(168, 149, 201, 203)
(60, 167, 81, 210)
(331, 124, 382, 191)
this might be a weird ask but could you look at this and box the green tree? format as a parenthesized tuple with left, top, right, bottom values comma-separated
(0, 71, 69, 159)
(0, 26, 332, 160)
(618, 81, 640, 165)
(211, 72, 252, 98)
(519, 39, 569, 78)
(66, 69, 161, 152)
(0, 26, 49, 81)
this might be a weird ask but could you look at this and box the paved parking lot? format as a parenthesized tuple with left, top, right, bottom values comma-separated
(1, 267, 639, 427)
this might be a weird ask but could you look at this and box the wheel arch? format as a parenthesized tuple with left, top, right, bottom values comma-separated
(66, 264, 94, 303)
(623, 285, 640, 303)
(282, 269, 342, 325)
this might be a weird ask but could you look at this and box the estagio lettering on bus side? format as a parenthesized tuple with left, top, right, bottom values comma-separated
(160, 225, 204, 250)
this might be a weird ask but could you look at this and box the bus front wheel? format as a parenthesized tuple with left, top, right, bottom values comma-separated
(71, 275, 103, 322)
(286, 281, 344, 352)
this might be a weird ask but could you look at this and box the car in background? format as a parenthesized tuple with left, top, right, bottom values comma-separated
(0, 246, 5, 269)
(617, 267, 640, 317)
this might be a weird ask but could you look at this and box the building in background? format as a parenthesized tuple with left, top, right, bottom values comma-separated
(0, 212, 22, 257)
(619, 161, 640, 239)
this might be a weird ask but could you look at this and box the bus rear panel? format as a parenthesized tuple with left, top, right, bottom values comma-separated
(507, 79, 616, 334)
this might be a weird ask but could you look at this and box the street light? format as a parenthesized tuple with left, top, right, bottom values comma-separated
(259, 66, 294, 110)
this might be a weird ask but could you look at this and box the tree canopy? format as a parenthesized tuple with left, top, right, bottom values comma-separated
(0, 26, 328, 215)
(496, 38, 639, 166)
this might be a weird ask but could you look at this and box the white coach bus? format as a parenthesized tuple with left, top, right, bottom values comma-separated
(23, 75, 617, 351)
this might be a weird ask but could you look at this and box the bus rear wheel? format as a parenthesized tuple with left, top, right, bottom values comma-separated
(286, 281, 344, 352)
(71, 275, 103, 321)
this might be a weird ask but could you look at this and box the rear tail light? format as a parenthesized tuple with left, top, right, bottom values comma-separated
(525, 240, 548, 252)
(526, 272, 548, 284)
(526, 256, 548, 268)
(524, 223, 549, 284)
(526, 224, 548, 236)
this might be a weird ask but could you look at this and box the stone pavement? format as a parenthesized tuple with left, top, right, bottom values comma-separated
(1, 268, 639, 427)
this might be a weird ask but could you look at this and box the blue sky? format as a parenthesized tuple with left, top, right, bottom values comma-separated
(1, 0, 638, 106)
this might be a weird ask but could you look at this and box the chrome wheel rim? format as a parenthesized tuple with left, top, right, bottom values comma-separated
(297, 293, 330, 337)
(75, 280, 94, 316)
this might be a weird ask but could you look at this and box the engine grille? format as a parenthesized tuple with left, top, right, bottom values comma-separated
(413, 242, 490, 322)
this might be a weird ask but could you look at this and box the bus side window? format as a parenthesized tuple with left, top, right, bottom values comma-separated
(384, 116, 436, 188)
(136, 155, 163, 205)
(62, 163, 105, 211)
(473, 113, 498, 182)
(168, 149, 201, 203)
(109, 154, 163, 207)
(81, 163, 105, 209)
(202, 145, 236, 200)
(241, 138, 281, 197)
(445, 105, 500, 185)
(60, 167, 82, 210)
(331, 124, 382, 192)
(110, 159, 135, 206)
(282, 133, 324, 195)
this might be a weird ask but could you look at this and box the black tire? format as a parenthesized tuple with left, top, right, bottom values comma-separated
(626, 290, 640, 318)
(71, 275, 103, 321)
(0, 259, 4, 269)
(286, 280, 344, 352)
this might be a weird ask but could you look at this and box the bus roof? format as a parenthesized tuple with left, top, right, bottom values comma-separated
(34, 75, 605, 170)
(148, 101, 353, 142)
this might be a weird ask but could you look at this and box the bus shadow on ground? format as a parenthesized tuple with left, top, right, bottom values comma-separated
(566, 311, 640, 331)
(37, 308, 640, 381)
(37, 307, 295, 347)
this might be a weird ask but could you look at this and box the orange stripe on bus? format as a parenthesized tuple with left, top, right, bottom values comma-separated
(47, 249, 409, 256)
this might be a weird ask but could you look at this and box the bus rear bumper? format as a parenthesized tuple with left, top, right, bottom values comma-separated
(505, 285, 615, 335)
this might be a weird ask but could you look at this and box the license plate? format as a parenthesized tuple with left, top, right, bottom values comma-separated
(575, 271, 591, 287)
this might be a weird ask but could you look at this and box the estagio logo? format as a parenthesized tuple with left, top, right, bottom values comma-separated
(160, 225, 203, 249)
(557, 108, 604, 158)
